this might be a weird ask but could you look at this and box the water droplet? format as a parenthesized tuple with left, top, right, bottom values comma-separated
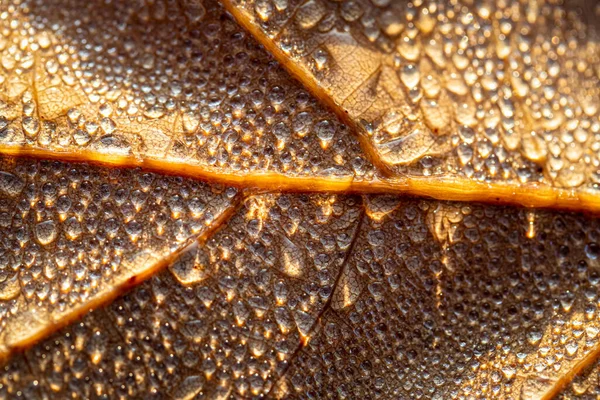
(173, 375, 206, 400)
(183, 0, 206, 23)
(36, 32, 52, 49)
(281, 236, 305, 277)
(316, 119, 335, 149)
(313, 48, 328, 70)
(521, 132, 547, 162)
(35, 220, 58, 245)
(182, 111, 200, 133)
(527, 331, 542, 345)
(144, 105, 165, 119)
(565, 341, 579, 357)
(73, 129, 91, 146)
(397, 35, 420, 61)
(457, 143, 473, 165)
(0, 274, 20, 301)
(22, 117, 40, 137)
(293, 310, 315, 337)
(297, 0, 328, 29)
(65, 217, 82, 239)
(375, 124, 436, 165)
(501, 366, 516, 380)
(92, 135, 131, 156)
(255, 0, 274, 22)
(400, 64, 420, 89)
(170, 246, 210, 285)
(100, 117, 116, 134)
(0, 171, 25, 197)
(379, 10, 404, 36)
(585, 243, 599, 260)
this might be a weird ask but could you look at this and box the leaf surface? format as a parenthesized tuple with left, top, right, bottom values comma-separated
(0, 156, 239, 362)
(2, 194, 600, 398)
(0, 0, 379, 193)
(1, 0, 598, 209)
(222, 0, 600, 210)
(0, 0, 599, 398)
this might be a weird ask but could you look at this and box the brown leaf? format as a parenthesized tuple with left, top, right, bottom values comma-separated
(0, 0, 599, 399)
(222, 0, 600, 207)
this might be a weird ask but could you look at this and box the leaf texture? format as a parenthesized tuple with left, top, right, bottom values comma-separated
(0, 0, 598, 209)
(0, 156, 239, 362)
(0, 0, 378, 191)
(1, 195, 600, 398)
(0, 0, 598, 398)
(559, 358, 600, 398)
(222, 0, 600, 209)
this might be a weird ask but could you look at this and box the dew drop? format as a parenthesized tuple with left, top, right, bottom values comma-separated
(173, 375, 205, 400)
(0, 274, 20, 301)
(22, 117, 40, 137)
(316, 119, 335, 149)
(296, 0, 326, 29)
(182, 111, 200, 133)
(585, 243, 599, 260)
(400, 64, 420, 89)
(293, 310, 315, 337)
(312, 48, 328, 71)
(281, 236, 305, 277)
(170, 247, 210, 285)
(144, 105, 165, 119)
(73, 129, 91, 146)
(255, 0, 273, 22)
(527, 331, 542, 345)
(183, 0, 206, 23)
(0, 171, 25, 197)
(35, 220, 58, 245)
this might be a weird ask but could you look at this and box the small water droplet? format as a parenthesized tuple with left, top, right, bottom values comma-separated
(400, 64, 420, 89)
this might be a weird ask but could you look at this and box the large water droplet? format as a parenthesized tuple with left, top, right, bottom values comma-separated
(35, 220, 58, 245)
(173, 375, 206, 400)
(0, 274, 20, 301)
(400, 64, 420, 89)
(0, 171, 25, 197)
(170, 246, 210, 285)
(294, 310, 315, 336)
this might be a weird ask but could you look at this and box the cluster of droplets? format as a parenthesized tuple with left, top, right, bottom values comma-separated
(0, 156, 235, 347)
(1, 191, 600, 398)
(0, 193, 362, 399)
(166, 193, 361, 397)
(371, 0, 598, 186)
(0, 0, 373, 178)
(275, 196, 600, 399)
(388, 0, 597, 186)
(249, 0, 600, 187)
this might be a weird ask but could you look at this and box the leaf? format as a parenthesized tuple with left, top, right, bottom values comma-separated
(222, 0, 600, 209)
(0, 0, 597, 210)
(0, 156, 239, 362)
(272, 197, 600, 399)
(0, 193, 364, 398)
(0, 0, 598, 399)
(2, 194, 600, 398)
(0, 0, 377, 192)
